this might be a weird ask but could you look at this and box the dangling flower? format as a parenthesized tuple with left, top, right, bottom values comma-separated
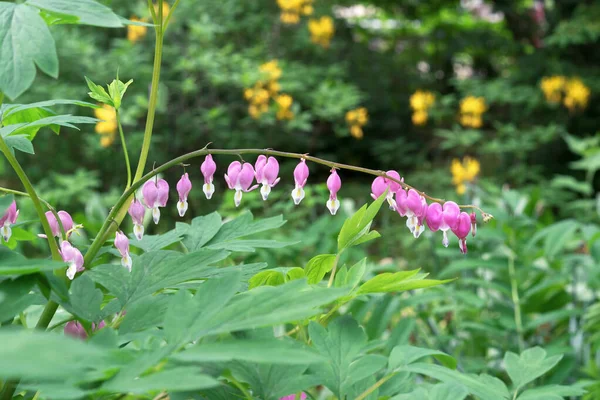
(60, 240, 84, 280)
(41, 210, 74, 239)
(201, 155, 217, 199)
(176, 173, 192, 217)
(395, 189, 408, 217)
(452, 212, 472, 254)
(114, 231, 132, 271)
(404, 189, 428, 238)
(64, 320, 106, 340)
(255, 155, 281, 200)
(326, 169, 342, 215)
(280, 394, 307, 400)
(142, 178, 169, 224)
(426, 201, 460, 247)
(470, 212, 477, 237)
(224, 161, 258, 207)
(0, 201, 19, 242)
(128, 199, 145, 240)
(371, 171, 402, 211)
(291, 158, 309, 205)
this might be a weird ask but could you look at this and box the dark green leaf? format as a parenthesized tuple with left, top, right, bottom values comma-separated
(4, 135, 34, 154)
(0, 275, 42, 321)
(67, 274, 104, 322)
(0, 247, 65, 276)
(177, 212, 222, 251)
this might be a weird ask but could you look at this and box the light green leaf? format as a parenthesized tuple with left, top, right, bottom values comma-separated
(107, 78, 133, 109)
(0, 275, 42, 322)
(103, 367, 219, 393)
(0, 115, 98, 139)
(338, 192, 386, 251)
(517, 385, 586, 400)
(346, 258, 367, 290)
(0, 247, 65, 276)
(249, 270, 285, 289)
(504, 347, 563, 389)
(26, 0, 124, 27)
(173, 338, 326, 365)
(285, 267, 305, 282)
(5, 135, 34, 154)
(526, 219, 580, 261)
(177, 212, 222, 251)
(2, 99, 98, 119)
(305, 254, 336, 284)
(0, 3, 58, 99)
(85, 76, 112, 105)
(357, 270, 452, 294)
(67, 275, 104, 322)
(2, 106, 58, 139)
(129, 230, 183, 252)
(389, 345, 457, 370)
(429, 382, 470, 400)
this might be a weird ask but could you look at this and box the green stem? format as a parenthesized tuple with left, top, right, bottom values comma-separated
(0, 92, 4, 108)
(133, 0, 163, 183)
(83, 147, 488, 267)
(163, 0, 181, 31)
(226, 376, 253, 400)
(115, 109, 132, 188)
(147, 0, 157, 23)
(0, 137, 61, 260)
(355, 373, 396, 400)
(327, 252, 341, 288)
(508, 244, 524, 352)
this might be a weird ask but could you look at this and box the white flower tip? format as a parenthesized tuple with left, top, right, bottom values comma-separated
(1, 225, 11, 242)
(152, 207, 160, 224)
(442, 231, 449, 247)
(121, 255, 132, 272)
(203, 183, 215, 200)
(133, 224, 144, 241)
(260, 185, 271, 201)
(387, 197, 397, 211)
(459, 239, 467, 254)
(177, 200, 188, 217)
(66, 263, 76, 280)
(234, 190, 243, 207)
(291, 187, 305, 205)
(327, 199, 340, 215)
(413, 224, 424, 239)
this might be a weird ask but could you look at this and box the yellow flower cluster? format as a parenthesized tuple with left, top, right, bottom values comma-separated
(308, 16, 335, 48)
(127, 17, 148, 43)
(94, 105, 117, 148)
(459, 96, 486, 128)
(277, 0, 314, 24)
(451, 156, 480, 195)
(540, 76, 590, 112)
(345, 107, 368, 139)
(244, 60, 294, 120)
(409, 90, 435, 126)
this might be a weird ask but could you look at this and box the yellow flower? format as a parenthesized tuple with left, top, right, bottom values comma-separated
(456, 183, 466, 195)
(268, 81, 281, 95)
(280, 11, 300, 24)
(308, 16, 335, 48)
(244, 88, 254, 101)
(410, 90, 435, 112)
(275, 94, 294, 120)
(127, 17, 148, 43)
(94, 105, 117, 135)
(350, 125, 363, 139)
(563, 78, 590, 112)
(540, 76, 566, 104)
(277, 0, 312, 24)
(153, 2, 170, 21)
(259, 60, 282, 81)
(412, 110, 428, 126)
(100, 135, 115, 148)
(302, 4, 313, 15)
(451, 156, 480, 194)
(459, 96, 486, 128)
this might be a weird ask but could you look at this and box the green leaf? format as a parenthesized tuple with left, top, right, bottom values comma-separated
(357, 270, 452, 294)
(177, 212, 222, 251)
(525, 219, 580, 261)
(504, 347, 563, 389)
(338, 192, 386, 251)
(0, 194, 14, 212)
(26, 0, 124, 27)
(285, 267, 305, 282)
(102, 367, 219, 394)
(118, 294, 170, 335)
(0, 3, 58, 100)
(345, 258, 367, 290)
(0, 275, 42, 322)
(107, 78, 133, 109)
(67, 275, 104, 322)
(388, 345, 457, 370)
(4, 135, 34, 154)
(429, 382, 470, 400)
(130, 230, 183, 252)
(85, 76, 112, 105)
(0, 115, 98, 139)
(173, 338, 326, 365)
(305, 254, 336, 284)
(517, 385, 586, 400)
(249, 270, 285, 289)
(0, 247, 65, 276)
(2, 99, 98, 119)
(2, 106, 58, 139)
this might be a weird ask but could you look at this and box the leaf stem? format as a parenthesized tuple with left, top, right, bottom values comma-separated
(355, 373, 396, 400)
(327, 252, 341, 288)
(508, 239, 524, 352)
(115, 109, 132, 188)
(163, 0, 181, 31)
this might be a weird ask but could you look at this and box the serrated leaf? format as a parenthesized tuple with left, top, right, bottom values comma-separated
(0, 3, 58, 99)
(67, 275, 104, 322)
(107, 78, 133, 109)
(504, 347, 563, 389)
(85, 76, 112, 105)
(129, 229, 183, 252)
(305, 254, 336, 284)
(389, 345, 457, 370)
(177, 212, 222, 251)
(26, 0, 124, 27)
(118, 294, 170, 334)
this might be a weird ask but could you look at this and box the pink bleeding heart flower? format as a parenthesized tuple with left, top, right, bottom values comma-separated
(40, 210, 74, 239)
(291, 158, 309, 205)
(201, 154, 217, 199)
(371, 170, 402, 211)
(255, 155, 281, 200)
(64, 320, 106, 340)
(142, 178, 169, 224)
(452, 212, 472, 254)
(0, 200, 19, 242)
(395, 189, 408, 217)
(279, 394, 307, 400)
(404, 189, 428, 238)
(224, 161, 258, 207)
(60, 240, 84, 280)
(470, 212, 477, 237)
(326, 169, 342, 215)
(128, 198, 146, 240)
(176, 173, 192, 217)
(426, 201, 460, 247)
(115, 231, 132, 271)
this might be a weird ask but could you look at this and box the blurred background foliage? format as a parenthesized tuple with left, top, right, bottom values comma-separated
(3, 0, 600, 394)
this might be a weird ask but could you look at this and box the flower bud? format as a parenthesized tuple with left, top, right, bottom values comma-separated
(201, 154, 217, 199)
(64, 320, 106, 340)
(291, 158, 309, 205)
(128, 199, 146, 240)
(142, 178, 169, 224)
(452, 212, 472, 254)
(115, 231, 132, 271)
(470, 212, 477, 237)
(326, 169, 342, 215)
(371, 170, 402, 211)
(0, 200, 18, 242)
(176, 172, 192, 217)
(43, 210, 74, 239)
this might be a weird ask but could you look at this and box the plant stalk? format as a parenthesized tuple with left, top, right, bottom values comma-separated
(508, 248, 524, 352)
(327, 252, 341, 288)
(115, 109, 132, 188)
(355, 373, 396, 400)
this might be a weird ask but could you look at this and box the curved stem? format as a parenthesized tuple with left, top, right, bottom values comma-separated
(134, 0, 163, 183)
(115, 109, 132, 188)
(0, 137, 61, 260)
(83, 147, 489, 267)
(327, 252, 341, 288)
